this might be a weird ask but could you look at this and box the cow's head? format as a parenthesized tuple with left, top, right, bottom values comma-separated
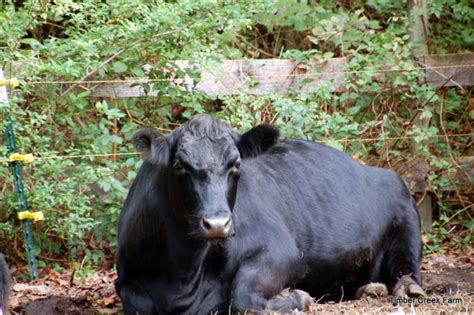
(133, 115, 279, 241)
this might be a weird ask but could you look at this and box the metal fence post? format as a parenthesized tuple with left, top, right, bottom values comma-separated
(1, 69, 38, 280)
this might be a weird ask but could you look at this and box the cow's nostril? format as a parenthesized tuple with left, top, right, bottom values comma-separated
(202, 218, 212, 231)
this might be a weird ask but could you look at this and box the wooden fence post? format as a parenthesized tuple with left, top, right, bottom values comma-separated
(408, 0, 432, 233)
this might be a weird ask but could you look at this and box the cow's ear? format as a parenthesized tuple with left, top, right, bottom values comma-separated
(237, 124, 280, 158)
(133, 128, 171, 166)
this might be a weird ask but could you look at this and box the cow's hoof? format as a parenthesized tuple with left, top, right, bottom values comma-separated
(355, 282, 389, 299)
(264, 288, 313, 312)
(393, 275, 426, 297)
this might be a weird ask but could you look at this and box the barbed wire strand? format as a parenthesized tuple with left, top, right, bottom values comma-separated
(0, 132, 472, 164)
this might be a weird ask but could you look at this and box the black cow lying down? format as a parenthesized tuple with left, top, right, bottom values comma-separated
(0, 253, 10, 315)
(115, 114, 425, 314)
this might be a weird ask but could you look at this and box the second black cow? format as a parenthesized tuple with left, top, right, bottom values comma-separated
(115, 114, 425, 314)
(0, 253, 10, 315)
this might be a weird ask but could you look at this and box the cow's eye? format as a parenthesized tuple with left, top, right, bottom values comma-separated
(173, 161, 186, 173)
(228, 159, 241, 170)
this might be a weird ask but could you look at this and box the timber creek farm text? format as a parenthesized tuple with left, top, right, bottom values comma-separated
(392, 296, 464, 305)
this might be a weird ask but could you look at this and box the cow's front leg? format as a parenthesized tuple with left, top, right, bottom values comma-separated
(230, 257, 309, 313)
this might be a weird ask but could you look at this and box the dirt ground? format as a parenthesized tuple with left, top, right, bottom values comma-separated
(8, 254, 473, 315)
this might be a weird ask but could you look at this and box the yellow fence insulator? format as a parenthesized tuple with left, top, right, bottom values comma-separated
(18, 211, 44, 222)
(8, 153, 35, 164)
(0, 78, 20, 88)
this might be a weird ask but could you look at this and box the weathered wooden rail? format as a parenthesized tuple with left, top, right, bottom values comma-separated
(88, 54, 474, 98)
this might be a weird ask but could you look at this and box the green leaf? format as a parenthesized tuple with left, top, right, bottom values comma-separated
(131, 67, 145, 77)
(465, 220, 474, 230)
(20, 38, 42, 48)
(348, 105, 361, 115)
(325, 140, 344, 151)
(112, 61, 128, 73)
(99, 181, 111, 192)
(420, 110, 433, 120)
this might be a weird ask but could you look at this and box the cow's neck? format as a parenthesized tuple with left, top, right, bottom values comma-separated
(165, 219, 211, 274)
(164, 193, 212, 273)
(160, 221, 214, 312)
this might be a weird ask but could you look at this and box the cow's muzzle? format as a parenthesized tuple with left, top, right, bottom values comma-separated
(200, 215, 232, 239)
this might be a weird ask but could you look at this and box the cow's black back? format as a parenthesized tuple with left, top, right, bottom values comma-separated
(226, 140, 421, 300)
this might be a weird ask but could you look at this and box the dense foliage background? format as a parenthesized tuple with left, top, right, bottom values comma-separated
(0, 0, 472, 277)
